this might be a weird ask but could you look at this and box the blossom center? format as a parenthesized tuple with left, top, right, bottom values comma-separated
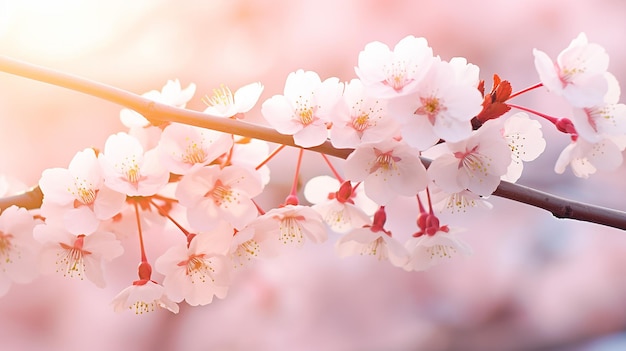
(182, 141, 207, 164)
(384, 61, 413, 91)
(205, 179, 234, 207)
(203, 85, 234, 108)
(75, 186, 96, 205)
(559, 65, 584, 87)
(294, 94, 316, 126)
(454, 146, 489, 175)
(57, 234, 92, 280)
(369, 148, 401, 173)
(178, 254, 215, 283)
(275, 215, 306, 245)
(131, 300, 160, 315)
(0, 231, 14, 264)
(426, 244, 457, 259)
(414, 96, 446, 123)
(298, 107, 314, 125)
(233, 239, 260, 267)
(352, 113, 370, 132)
(361, 237, 387, 261)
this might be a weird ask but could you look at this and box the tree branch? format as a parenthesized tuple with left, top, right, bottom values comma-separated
(0, 55, 625, 230)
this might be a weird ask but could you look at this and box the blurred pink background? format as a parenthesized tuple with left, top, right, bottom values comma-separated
(2, 1, 626, 350)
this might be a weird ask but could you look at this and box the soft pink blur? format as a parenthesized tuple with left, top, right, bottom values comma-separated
(2, 1, 626, 350)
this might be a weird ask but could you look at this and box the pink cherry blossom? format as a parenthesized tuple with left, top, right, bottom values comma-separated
(570, 73, 626, 143)
(329, 79, 400, 149)
(355, 35, 434, 98)
(533, 33, 610, 108)
(175, 164, 263, 231)
(343, 139, 428, 205)
(304, 175, 373, 233)
(403, 227, 472, 271)
(203, 82, 264, 118)
(39, 148, 127, 234)
(448, 56, 480, 87)
(427, 119, 511, 196)
(33, 224, 123, 288)
(254, 205, 327, 256)
(156, 123, 233, 175)
(261, 70, 343, 147)
(428, 185, 493, 215)
(120, 79, 196, 128)
(555, 136, 626, 178)
(389, 59, 484, 150)
(229, 137, 271, 185)
(0, 206, 40, 297)
(229, 225, 257, 268)
(99, 132, 170, 196)
(335, 227, 409, 268)
(111, 280, 179, 314)
(501, 113, 547, 183)
(155, 222, 233, 306)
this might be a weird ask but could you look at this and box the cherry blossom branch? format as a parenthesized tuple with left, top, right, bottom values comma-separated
(0, 55, 625, 230)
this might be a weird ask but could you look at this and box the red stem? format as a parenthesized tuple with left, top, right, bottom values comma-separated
(321, 153, 343, 182)
(150, 199, 190, 238)
(507, 82, 543, 100)
(507, 103, 559, 124)
(133, 201, 148, 263)
(289, 149, 304, 198)
(256, 144, 285, 171)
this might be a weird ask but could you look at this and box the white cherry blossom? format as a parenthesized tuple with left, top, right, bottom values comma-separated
(427, 119, 511, 196)
(155, 222, 233, 306)
(203, 82, 264, 118)
(175, 165, 263, 231)
(156, 123, 233, 175)
(99, 132, 170, 197)
(533, 33, 609, 108)
(555, 136, 626, 178)
(39, 148, 126, 235)
(501, 113, 547, 182)
(254, 205, 327, 256)
(112, 280, 179, 314)
(229, 224, 264, 268)
(229, 137, 271, 186)
(335, 227, 409, 268)
(304, 175, 373, 233)
(389, 59, 483, 150)
(344, 139, 428, 205)
(403, 227, 472, 271)
(355, 35, 434, 98)
(428, 185, 493, 215)
(571, 73, 626, 143)
(0, 206, 40, 297)
(261, 70, 343, 147)
(120, 79, 196, 128)
(329, 79, 399, 149)
(33, 224, 123, 288)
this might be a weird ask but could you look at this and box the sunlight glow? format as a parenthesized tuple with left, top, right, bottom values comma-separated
(0, 0, 157, 60)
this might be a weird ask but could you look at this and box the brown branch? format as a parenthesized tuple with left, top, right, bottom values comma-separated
(0, 55, 625, 230)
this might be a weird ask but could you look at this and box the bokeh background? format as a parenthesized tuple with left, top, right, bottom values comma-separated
(2, 1, 626, 350)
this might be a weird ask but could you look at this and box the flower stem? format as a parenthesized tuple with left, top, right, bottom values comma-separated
(256, 144, 285, 170)
(321, 153, 343, 182)
(507, 82, 543, 100)
(507, 103, 558, 124)
(150, 199, 191, 238)
(133, 201, 148, 263)
(285, 148, 304, 205)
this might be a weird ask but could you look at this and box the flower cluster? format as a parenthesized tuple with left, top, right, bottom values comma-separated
(0, 33, 624, 314)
